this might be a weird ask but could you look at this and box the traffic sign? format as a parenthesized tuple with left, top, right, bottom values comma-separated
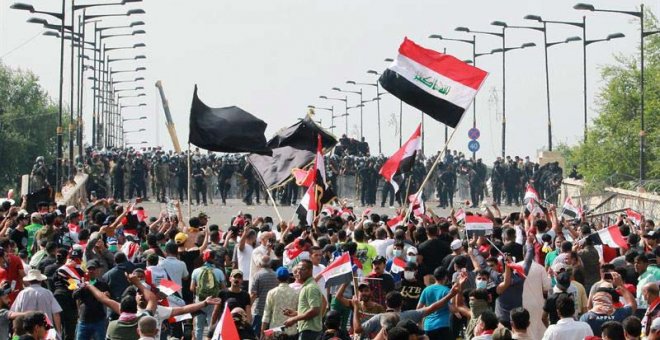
(468, 127, 480, 140)
(468, 140, 480, 152)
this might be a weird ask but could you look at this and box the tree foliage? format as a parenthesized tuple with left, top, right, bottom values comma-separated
(0, 62, 59, 191)
(564, 10, 659, 190)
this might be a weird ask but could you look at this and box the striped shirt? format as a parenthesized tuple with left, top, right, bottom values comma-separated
(250, 268, 279, 316)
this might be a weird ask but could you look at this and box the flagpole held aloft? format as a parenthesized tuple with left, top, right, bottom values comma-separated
(187, 143, 192, 220)
(248, 157, 284, 224)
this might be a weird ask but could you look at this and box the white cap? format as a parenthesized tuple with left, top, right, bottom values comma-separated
(451, 239, 463, 251)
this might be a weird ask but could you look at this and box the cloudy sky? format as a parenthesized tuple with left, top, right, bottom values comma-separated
(1, 0, 657, 163)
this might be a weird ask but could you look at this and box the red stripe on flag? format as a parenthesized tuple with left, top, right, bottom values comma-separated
(318, 253, 350, 277)
(606, 225, 628, 249)
(398, 37, 488, 90)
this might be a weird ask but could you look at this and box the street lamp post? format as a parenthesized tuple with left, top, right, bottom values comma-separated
(332, 87, 362, 138)
(574, 3, 660, 182)
(455, 26, 506, 156)
(319, 95, 348, 136)
(365, 70, 384, 154)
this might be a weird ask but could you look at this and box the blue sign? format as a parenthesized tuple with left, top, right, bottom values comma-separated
(468, 140, 480, 152)
(468, 127, 480, 140)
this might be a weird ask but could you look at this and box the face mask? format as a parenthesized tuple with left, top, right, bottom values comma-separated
(406, 255, 417, 263)
(393, 250, 402, 257)
(475, 279, 487, 290)
(404, 271, 415, 281)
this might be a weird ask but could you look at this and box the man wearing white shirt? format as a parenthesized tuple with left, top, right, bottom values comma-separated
(310, 246, 327, 299)
(236, 228, 256, 291)
(542, 295, 593, 340)
(249, 231, 274, 291)
(369, 227, 394, 258)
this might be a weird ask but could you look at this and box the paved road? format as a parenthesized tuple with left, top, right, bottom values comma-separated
(139, 198, 521, 228)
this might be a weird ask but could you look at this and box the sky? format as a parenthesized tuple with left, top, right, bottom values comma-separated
(1, 0, 657, 164)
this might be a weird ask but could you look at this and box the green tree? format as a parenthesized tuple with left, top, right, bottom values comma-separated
(0, 62, 60, 191)
(565, 10, 659, 190)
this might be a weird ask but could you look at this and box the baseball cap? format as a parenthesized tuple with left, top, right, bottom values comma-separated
(230, 269, 243, 278)
(551, 261, 570, 274)
(406, 247, 418, 255)
(86, 259, 102, 269)
(174, 232, 188, 245)
(70, 248, 83, 259)
(276, 267, 290, 280)
(450, 239, 463, 251)
(372, 255, 386, 264)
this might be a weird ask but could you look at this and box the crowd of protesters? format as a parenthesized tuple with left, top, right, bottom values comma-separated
(1, 160, 659, 340)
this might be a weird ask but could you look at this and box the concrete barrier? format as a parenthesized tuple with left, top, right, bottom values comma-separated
(562, 178, 660, 221)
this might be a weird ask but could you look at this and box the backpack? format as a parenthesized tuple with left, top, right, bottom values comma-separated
(196, 266, 221, 300)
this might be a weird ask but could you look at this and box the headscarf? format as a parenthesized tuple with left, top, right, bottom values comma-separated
(591, 291, 614, 315)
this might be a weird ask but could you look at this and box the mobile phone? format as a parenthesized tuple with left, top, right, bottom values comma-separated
(604, 272, 613, 280)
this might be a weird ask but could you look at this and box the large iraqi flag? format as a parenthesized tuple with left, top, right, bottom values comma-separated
(379, 37, 488, 128)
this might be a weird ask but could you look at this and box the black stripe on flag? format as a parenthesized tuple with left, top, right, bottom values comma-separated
(379, 69, 465, 128)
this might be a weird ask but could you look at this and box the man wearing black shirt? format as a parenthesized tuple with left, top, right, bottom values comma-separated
(399, 262, 424, 311)
(8, 212, 29, 252)
(211, 269, 252, 326)
(73, 259, 109, 340)
(417, 224, 451, 285)
(368, 256, 395, 307)
(501, 228, 523, 262)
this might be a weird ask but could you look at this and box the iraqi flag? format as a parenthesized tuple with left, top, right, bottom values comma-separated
(625, 209, 642, 226)
(408, 194, 425, 217)
(465, 215, 493, 237)
(561, 197, 582, 220)
(524, 185, 540, 204)
(379, 124, 422, 193)
(390, 257, 407, 274)
(211, 303, 240, 340)
(317, 252, 353, 287)
(454, 208, 466, 222)
(158, 279, 182, 296)
(296, 135, 335, 226)
(379, 38, 488, 128)
(387, 214, 404, 229)
(587, 225, 628, 249)
(526, 198, 545, 217)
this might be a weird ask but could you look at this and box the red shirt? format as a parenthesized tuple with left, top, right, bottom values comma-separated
(0, 254, 24, 302)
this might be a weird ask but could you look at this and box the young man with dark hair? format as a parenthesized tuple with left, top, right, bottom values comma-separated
(542, 295, 593, 339)
(510, 307, 532, 340)
(416, 267, 460, 338)
(601, 321, 625, 340)
(623, 315, 642, 340)
(472, 311, 499, 339)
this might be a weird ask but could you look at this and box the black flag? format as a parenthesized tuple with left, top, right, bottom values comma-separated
(249, 116, 337, 189)
(189, 85, 271, 155)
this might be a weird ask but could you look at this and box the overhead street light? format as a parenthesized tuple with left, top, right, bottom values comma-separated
(10, 2, 63, 19)
(333, 86, 364, 139)
(574, 2, 658, 183)
(319, 95, 349, 136)
(105, 43, 146, 51)
(108, 55, 146, 63)
(123, 116, 146, 122)
(85, 8, 145, 21)
(111, 66, 146, 74)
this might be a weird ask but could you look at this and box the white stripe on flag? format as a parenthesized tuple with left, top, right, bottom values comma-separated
(390, 54, 478, 109)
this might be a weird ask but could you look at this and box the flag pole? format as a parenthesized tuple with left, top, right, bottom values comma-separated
(187, 143, 192, 220)
(248, 157, 285, 224)
(265, 188, 284, 224)
(414, 126, 460, 197)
